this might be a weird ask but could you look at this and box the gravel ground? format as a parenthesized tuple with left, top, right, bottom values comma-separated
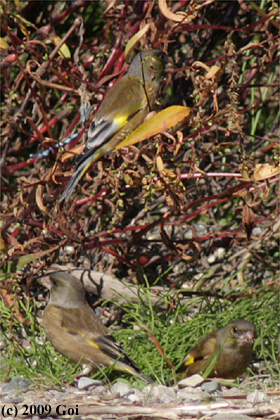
(1, 375, 279, 420)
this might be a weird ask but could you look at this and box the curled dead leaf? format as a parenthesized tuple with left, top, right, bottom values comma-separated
(36, 184, 48, 214)
(242, 203, 255, 240)
(158, 0, 187, 22)
(159, 0, 215, 23)
(253, 163, 280, 181)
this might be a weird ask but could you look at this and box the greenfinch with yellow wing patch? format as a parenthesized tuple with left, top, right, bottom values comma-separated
(43, 271, 152, 382)
(175, 319, 256, 380)
(59, 50, 166, 202)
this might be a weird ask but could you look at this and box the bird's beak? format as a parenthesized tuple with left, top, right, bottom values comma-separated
(242, 331, 255, 345)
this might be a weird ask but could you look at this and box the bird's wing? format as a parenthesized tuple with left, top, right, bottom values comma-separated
(60, 307, 144, 373)
(56, 305, 108, 337)
(183, 333, 218, 365)
(54, 306, 135, 364)
(46, 304, 151, 381)
(78, 75, 150, 162)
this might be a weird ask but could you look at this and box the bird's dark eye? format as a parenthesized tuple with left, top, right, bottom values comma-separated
(159, 52, 167, 63)
(232, 327, 238, 334)
(51, 278, 58, 287)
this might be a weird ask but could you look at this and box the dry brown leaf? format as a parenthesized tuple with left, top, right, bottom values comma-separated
(242, 203, 255, 240)
(60, 144, 84, 162)
(253, 163, 280, 181)
(36, 184, 48, 214)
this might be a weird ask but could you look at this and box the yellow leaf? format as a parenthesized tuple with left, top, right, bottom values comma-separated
(52, 35, 71, 59)
(0, 231, 8, 254)
(156, 156, 164, 172)
(205, 65, 221, 79)
(125, 23, 150, 63)
(0, 37, 9, 50)
(116, 105, 190, 149)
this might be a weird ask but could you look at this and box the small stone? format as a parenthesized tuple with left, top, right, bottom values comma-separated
(176, 386, 197, 393)
(224, 386, 244, 396)
(127, 394, 140, 402)
(201, 380, 221, 393)
(178, 374, 204, 389)
(110, 382, 135, 398)
(142, 383, 153, 396)
(2, 377, 31, 393)
(146, 385, 177, 404)
(177, 388, 210, 402)
(50, 390, 70, 400)
(77, 376, 103, 390)
(208, 254, 216, 263)
(247, 390, 270, 405)
(89, 385, 108, 396)
(127, 389, 144, 403)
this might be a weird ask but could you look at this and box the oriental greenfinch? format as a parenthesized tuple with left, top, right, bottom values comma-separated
(59, 50, 166, 202)
(175, 319, 256, 380)
(43, 271, 152, 382)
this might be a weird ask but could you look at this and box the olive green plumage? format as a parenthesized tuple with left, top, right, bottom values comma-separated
(175, 319, 256, 380)
(43, 271, 152, 382)
(60, 50, 166, 202)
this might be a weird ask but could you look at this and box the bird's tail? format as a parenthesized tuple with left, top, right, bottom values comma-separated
(114, 359, 153, 383)
(59, 150, 103, 203)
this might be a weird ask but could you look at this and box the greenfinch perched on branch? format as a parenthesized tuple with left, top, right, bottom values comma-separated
(175, 319, 256, 380)
(43, 271, 152, 382)
(59, 50, 166, 202)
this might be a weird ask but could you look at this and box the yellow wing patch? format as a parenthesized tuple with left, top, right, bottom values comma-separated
(114, 364, 135, 375)
(184, 354, 195, 366)
(87, 336, 101, 350)
(114, 115, 129, 127)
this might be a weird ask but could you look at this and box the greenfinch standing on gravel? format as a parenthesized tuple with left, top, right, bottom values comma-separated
(59, 50, 166, 202)
(175, 319, 256, 380)
(43, 271, 152, 382)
